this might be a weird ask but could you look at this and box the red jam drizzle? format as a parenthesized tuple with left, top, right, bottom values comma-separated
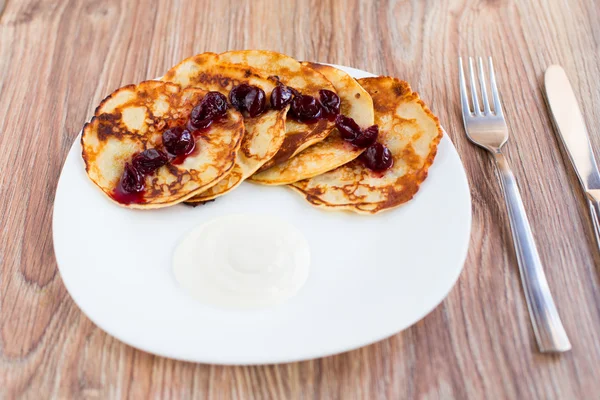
(111, 182, 145, 205)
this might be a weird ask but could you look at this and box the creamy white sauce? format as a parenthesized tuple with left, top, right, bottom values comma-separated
(173, 214, 310, 309)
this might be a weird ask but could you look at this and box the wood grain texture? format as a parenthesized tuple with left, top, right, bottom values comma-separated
(1, 0, 599, 398)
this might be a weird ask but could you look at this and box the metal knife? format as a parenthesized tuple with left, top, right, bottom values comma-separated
(544, 65, 600, 252)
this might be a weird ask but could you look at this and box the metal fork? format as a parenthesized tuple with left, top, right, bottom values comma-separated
(459, 57, 571, 353)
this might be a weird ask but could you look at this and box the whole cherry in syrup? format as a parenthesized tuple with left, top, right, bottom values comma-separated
(353, 125, 378, 148)
(202, 91, 228, 117)
(289, 94, 322, 122)
(132, 149, 168, 174)
(112, 162, 146, 204)
(229, 84, 267, 117)
(189, 91, 228, 130)
(361, 142, 394, 172)
(318, 89, 340, 118)
(229, 84, 250, 111)
(119, 162, 145, 193)
(335, 114, 361, 142)
(163, 126, 195, 157)
(335, 115, 379, 149)
(270, 85, 294, 110)
(245, 88, 267, 117)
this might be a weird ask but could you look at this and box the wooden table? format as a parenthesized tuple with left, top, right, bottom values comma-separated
(1, 0, 599, 398)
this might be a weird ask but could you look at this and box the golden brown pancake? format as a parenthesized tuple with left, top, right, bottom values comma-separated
(290, 77, 442, 214)
(82, 80, 244, 209)
(162, 52, 287, 202)
(217, 50, 337, 171)
(250, 63, 374, 185)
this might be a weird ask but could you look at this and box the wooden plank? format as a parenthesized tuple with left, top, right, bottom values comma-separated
(1, 0, 599, 398)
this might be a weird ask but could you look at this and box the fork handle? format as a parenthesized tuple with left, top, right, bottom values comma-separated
(493, 151, 571, 352)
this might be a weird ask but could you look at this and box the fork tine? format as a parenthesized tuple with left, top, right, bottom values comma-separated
(488, 57, 504, 116)
(468, 57, 481, 115)
(477, 57, 491, 115)
(458, 57, 472, 116)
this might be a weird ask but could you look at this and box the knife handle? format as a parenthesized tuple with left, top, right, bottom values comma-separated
(493, 151, 571, 352)
(586, 191, 600, 253)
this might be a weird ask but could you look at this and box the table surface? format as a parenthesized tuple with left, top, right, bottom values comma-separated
(1, 0, 600, 398)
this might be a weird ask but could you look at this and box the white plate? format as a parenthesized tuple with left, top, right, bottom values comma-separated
(53, 65, 471, 365)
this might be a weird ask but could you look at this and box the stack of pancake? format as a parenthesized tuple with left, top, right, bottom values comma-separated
(81, 50, 442, 214)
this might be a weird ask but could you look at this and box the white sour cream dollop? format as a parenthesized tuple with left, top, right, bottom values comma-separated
(173, 214, 310, 309)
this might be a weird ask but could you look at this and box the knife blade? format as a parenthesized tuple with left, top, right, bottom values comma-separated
(545, 65, 600, 191)
(544, 64, 600, 252)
